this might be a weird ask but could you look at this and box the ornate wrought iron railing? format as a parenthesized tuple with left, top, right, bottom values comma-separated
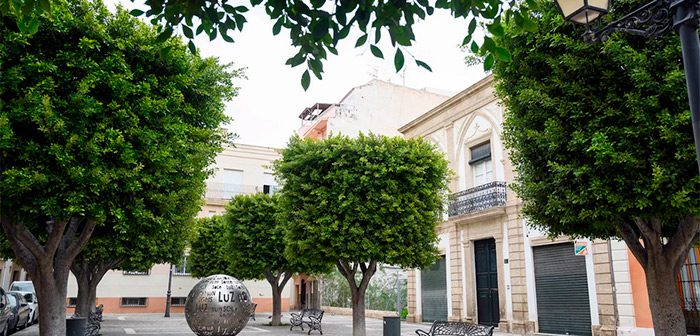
(448, 181, 507, 217)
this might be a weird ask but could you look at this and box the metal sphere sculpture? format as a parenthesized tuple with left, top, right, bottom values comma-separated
(185, 274, 254, 336)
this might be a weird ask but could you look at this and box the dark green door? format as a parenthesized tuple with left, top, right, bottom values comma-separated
(533, 243, 592, 335)
(475, 238, 499, 327)
(421, 255, 447, 322)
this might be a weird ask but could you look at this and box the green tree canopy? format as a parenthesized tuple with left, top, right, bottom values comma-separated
(224, 193, 326, 325)
(492, 0, 700, 333)
(189, 215, 231, 277)
(0, 0, 540, 89)
(275, 134, 449, 336)
(0, 1, 236, 334)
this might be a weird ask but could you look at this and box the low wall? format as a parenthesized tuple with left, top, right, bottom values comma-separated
(321, 306, 399, 319)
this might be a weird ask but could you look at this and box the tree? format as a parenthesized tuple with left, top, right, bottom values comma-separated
(0, 1, 236, 334)
(492, 0, 700, 334)
(189, 216, 231, 277)
(224, 193, 324, 326)
(0, 0, 541, 89)
(275, 134, 449, 336)
(70, 200, 197, 316)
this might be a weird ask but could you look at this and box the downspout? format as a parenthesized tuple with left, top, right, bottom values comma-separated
(607, 239, 619, 331)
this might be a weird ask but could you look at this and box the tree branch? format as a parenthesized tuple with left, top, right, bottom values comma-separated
(279, 270, 293, 293)
(358, 260, 377, 293)
(665, 216, 700, 268)
(65, 219, 97, 263)
(618, 219, 648, 268)
(1, 217, 48, 260)
(635, 217, 661, 249)
(44, 218, 69, 259)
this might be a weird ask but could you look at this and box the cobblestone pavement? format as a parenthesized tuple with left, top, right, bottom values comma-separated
(13, 313, 519, 336)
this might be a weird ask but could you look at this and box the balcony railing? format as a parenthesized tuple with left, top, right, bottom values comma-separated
(204, 183, 275, 200)
(448, 181, 507, 217)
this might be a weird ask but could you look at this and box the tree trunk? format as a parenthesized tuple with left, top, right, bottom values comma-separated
(619, 217, 700, 336)
(265, 269, 293, 326)
(72, 258, 115, 317)
(34, 256, 72, 336)
(0, 217, 97, 336)
(646, 253, 686, 335)
(336, 260, 377, 336)
(351, 288, 367, 336)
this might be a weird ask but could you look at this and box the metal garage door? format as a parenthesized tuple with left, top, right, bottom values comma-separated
(421, 255, 447, 322)
(533, 243, 592, 335)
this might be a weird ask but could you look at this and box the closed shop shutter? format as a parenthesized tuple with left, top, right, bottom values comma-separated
(421, 255, 447, 322)
(533, 243, 592, 335)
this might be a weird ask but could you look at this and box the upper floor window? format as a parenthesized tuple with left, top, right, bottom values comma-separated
(469, 142, 493, 187)
(174, 255, 191, 276)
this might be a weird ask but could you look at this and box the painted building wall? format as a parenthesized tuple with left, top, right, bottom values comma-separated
(65, 143, 291, 314)
(400, 75, 618, 335)
(299, 79, 449, 139)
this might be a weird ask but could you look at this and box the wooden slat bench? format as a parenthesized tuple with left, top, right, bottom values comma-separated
(415, 321, 494, 336)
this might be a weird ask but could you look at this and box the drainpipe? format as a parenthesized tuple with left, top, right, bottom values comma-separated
(607, 239, 619, 331)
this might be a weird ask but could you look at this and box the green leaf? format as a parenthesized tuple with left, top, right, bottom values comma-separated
(482, 36, 495, 52)
(301, 70, 310, 91)
(155, 26, 173, 43)
(468, 18, 477, 35)
(182, 25, 193, 39)
(416, 59, 432, 72)
(487, 23, 505, 37)
(394, 49, 404, 71)
(493, 47, 511, 61)
(522, 15, 539, 32)
(483, 54, 494, 70)
(355, 34, 368, 47)
(370, 45, 383, 59)
(470, 41, 479, 53)
(26, 18, 39, 34)
(38, 0, 50, 13)
(188, 40, 197, 53)
(235, 6, 249, 12)
(273, 19, 283, 35)
(129, 9, 144, 16)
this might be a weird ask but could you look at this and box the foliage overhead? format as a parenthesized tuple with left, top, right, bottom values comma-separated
(189, 215, 231, 278)
(492, 0, 700, 239)
(274, 134, 449, 268)
(0, 0, 542, 90)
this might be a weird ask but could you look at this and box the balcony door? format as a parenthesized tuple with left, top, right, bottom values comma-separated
(470, 142, 493, 187)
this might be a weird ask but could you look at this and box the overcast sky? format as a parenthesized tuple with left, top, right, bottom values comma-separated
(108, 1, 488, 148)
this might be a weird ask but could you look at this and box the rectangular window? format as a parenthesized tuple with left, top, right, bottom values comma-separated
(67, 297, 77, 307)
(123, 270, 150, 275)
(121, 297, 147, 307)
(171, 297, 187, 306)
(174, 255, 191, 276)
(470, 142, 493, 187)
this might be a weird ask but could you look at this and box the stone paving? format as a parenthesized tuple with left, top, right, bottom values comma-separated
(13, 313, 519, 336)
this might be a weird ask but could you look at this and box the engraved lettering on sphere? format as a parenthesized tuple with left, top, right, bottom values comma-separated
(185, 274, 253, 336)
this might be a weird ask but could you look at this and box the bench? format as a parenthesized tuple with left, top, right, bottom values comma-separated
(84, 304, 104, 336)
(415, 321, 494, 336)
(250, 303, 257, 321)
(289, 308, 324, 335)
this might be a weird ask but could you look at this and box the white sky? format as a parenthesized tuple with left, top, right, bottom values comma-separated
(108, 2, 488, 148)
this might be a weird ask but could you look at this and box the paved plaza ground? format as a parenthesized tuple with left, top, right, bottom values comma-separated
(12, 313, 518, 336)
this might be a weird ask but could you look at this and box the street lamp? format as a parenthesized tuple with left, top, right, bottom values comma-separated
(553, 0, 700, 174)
(164, 264, 174, 318)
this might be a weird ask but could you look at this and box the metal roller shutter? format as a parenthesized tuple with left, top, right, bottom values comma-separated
(421, 256, 447, 322)
(533, 243, 592, 336)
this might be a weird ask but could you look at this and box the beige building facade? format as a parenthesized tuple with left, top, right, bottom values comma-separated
(65, 143, 293, 314)
(400, 76, 617, 336)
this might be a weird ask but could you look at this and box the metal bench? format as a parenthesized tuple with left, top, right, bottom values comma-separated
(84, 304, 104, 336)
(289, 308, 324, 335)
(415, 321, 494, 336)
(250, 303, 257, 321)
